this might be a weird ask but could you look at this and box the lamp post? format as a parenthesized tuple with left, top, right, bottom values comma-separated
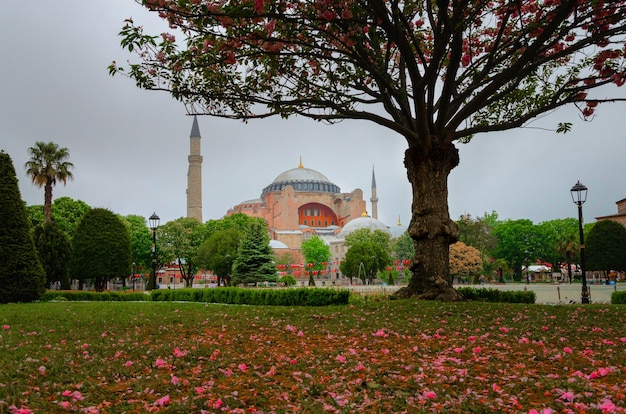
(570, 181, 589, 304)
(147, 212, 160, 291)
(132, 261, 136, 291)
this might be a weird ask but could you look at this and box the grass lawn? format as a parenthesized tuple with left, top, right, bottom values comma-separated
(0, 299, 624, 413)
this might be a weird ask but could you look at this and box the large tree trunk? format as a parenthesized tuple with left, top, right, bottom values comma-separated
(394, 141, 464, 301)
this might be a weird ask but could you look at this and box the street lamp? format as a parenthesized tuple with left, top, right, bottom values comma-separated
(132, 261, 136, 291)
(570, 181, 589, 304)
(147, 212, 160, 290)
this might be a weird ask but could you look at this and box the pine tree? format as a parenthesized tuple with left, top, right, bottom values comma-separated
(0, 151, 46, 303)
(231, 221, 277, 286)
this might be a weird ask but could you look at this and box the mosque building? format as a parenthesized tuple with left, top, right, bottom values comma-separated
(185, 118, 407, 284)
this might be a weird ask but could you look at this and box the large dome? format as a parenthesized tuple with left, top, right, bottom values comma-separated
(261, 162, 340, 196)
(337, 214, 391, 238)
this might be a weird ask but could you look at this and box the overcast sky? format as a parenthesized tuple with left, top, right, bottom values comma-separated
(2, 1, 624, 229)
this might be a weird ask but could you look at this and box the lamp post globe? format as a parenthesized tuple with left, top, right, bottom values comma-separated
(147, 212, 160, 291)
(570, 182, 589, 304)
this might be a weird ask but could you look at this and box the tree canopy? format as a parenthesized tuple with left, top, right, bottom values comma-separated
(301, 235, 332, 286)
(24, 141, 73, 224)
(113, 0, 626, 300)
(70, 208, 132, 291)
(196, 227, 243, 286)
(158, 217, 207, 287)
(586, 220, 626, 276)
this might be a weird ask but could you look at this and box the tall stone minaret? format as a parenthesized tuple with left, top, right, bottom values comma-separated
(370, 165, 378, 220)
(186, 116, 203, 222)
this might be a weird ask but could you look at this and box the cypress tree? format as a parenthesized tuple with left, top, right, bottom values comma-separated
(33, 221, 72, 290)
(71, 208, 132, 291)
(0, 151, 46, 303)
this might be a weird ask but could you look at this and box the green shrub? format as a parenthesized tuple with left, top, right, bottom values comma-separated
(40, 291, 151, 302)
(146, 287, 349, 306)
(611, 290, 626, 304)
(456, 287, 535, 304)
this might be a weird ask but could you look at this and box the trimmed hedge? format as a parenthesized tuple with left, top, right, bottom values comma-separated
(612, 290, 626, 304)
(456, 287, 536, 304)
(40, 291, 151, 302)
(151, 287, 350, 306)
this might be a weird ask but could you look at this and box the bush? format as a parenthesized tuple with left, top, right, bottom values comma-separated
(611, 290, 626, 304)
(39, 291, 151, 302)
(148, 287, 350, 306)
(456, 287, 536, 304)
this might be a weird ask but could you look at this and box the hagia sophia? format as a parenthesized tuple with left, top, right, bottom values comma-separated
(184, 116, 406, 283)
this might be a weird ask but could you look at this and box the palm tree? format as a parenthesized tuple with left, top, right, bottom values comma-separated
(25, 141, 74, 224)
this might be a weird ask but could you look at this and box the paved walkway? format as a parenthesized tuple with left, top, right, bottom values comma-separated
(346, 283, 623, 304)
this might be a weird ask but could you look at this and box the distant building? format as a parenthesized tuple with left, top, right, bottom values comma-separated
(595, 198, 626, 228)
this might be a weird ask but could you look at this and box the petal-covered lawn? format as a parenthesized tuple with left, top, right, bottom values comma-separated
(0, 299, 624, 413)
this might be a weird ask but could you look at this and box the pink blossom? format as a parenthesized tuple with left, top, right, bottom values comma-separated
(473, 346, 482, 353)
(173, 347, 188, 357)
(37, 366, 46, 376)
(453, 347, 463, 353)
(154, 395, 170, 406)
(171, 375, 179, 385)
(563, 346, 573, 354)
(598, 399, 617, 413)
(10, 408, 33, 414)
(125, 360, 133, 367)
(373, 329, 388, 337)
(155, 357, 166, 368)
(58, 401, 71, 409)
(213, 398, 223, 409)
(238, 363, 247, 371)
(2, 325, 9, 330)
(336, 355, 346, 363)
(297, 330, 304, 336)
(499, 327, 509, 333)
(560, 391, 575, 402)
(423, 390, 437, 399)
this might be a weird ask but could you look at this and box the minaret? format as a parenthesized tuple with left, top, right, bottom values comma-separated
(186, 116, 203, 222)
(370, 165, 378, 220)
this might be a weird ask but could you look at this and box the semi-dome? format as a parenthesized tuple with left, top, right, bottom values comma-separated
(337, 213, 391, 238)
(261, 159, 340, 196)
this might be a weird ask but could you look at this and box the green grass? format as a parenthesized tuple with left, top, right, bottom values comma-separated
(0, 300, 625, 413)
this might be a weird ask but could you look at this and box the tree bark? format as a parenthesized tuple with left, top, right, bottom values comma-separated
(44, 182, 53, 224)
(394, 141, 464, 301)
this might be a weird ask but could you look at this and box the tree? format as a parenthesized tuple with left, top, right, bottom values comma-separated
(113, 1, 626, 300)
(197, 228, 243, 286)
(231, 221, 277, 286)
(344, 228, 391, 251)
(449, 241, 483, 283)
(390, 231, 414, 262)
(122, 214, 153, 280)
(24, 142, 74, 224)
(586, 220, 626, 281)
(70, 208, 131, 291)
(0, 151, 46, 303)
(493, 219, 540, 281)
(48, 197, 91, 240)
(33, 222, 72, 290)
(340, 241, 390, 285)
(25, 197, 91, 239)
(301, 235, 332, 286)
(158, 217, 207, 288)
